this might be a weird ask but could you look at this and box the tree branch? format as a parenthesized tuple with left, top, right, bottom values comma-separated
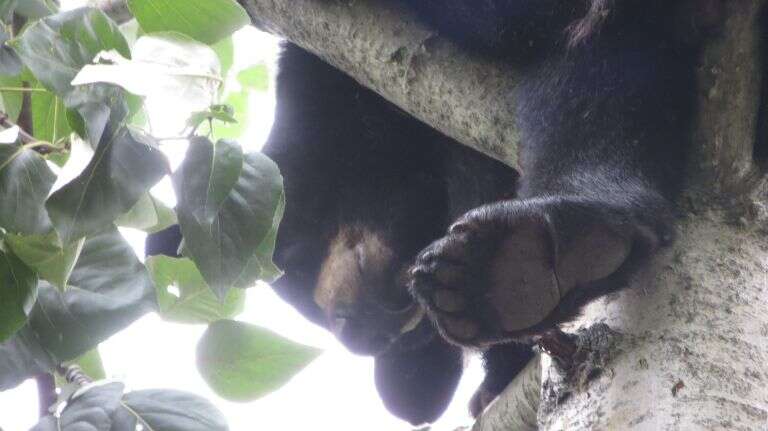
(0, 110, 35, 144)
(84, 0, 768, 193)
(688, 0, 765, 197)
(471, 356, 541, 431)
(236, 0, 520, 169)
(34, 373, 56, 418)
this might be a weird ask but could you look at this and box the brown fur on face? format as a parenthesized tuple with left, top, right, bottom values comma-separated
(314, 226, 423, 354)
(315, 225, 395, 316)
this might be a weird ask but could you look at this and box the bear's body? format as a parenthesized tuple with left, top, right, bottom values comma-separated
(148, 0, 711, 425)
(263, 43, 525, 423)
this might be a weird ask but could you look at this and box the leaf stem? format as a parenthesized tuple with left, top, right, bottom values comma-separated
(56, 364, 93, 386)
(0, 110, 36, 144)
(23, 141, 60, 152)
(0, 86, 47, 93)
(0, 110, 67, 155)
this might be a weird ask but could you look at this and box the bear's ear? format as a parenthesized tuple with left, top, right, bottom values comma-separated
(374, 336, 464, 425)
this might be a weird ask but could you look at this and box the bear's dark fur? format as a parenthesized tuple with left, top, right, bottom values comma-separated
(263, 42, 524, 424)
(148, 0, 716, 425)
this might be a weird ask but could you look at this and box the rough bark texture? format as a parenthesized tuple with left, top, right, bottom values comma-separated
(471, 356, 541, 431)
(229, 0, 768, 429)
(688, 0, 765, 196)
(236, 0, 521, 169)
(539, 213, 768, 430)
(506, 1, 768, 428)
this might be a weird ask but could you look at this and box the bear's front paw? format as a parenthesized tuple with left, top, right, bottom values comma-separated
(410, 201, 562, 346)
(410, 199, 634, 347)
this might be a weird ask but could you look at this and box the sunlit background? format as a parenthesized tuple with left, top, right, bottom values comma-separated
(0, 2, 484, 430)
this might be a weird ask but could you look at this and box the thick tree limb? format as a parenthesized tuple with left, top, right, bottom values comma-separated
(236, 0, 520, 169)
(86, 0, 524, 167)
(688, 0, 764, 197)
(92, 0, 766, 190)
(540, 214, 768, 430)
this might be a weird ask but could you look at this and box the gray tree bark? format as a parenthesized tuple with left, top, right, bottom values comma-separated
(230, 0, 768, 429)
(236, 0, 521, 169)
(529, 3, 768, 428)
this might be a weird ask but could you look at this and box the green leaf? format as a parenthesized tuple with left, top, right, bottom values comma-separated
(237, 64, 268, 91)
(0, 142, 56, 235)
(234, 191, 285, 286)
(0, 0, 18, 22)
(119, 18, 142, 47)
(66, 82, 129, 146)
(209, 104, 237, 123)
(125, 92, 145, 127)
(187, 104, 237, 131)
(211, 89, 248, 141)
(27, 226, 155, 360)
(196, 138, 242, 225)
(212, 36, 234, 79)
(174, 138, 283, 298)
(116, 193, 177, 233)
(30, 84, 72, 145)
(0, 47, 21, 76)
(148, 255, 245, 324)
(0, 75, 24, 122)
(46, 127, 168, 244)
(13, 8, 133, 147)
(209, 65, 269, 141)
(31, 382, 126, 431)
(45, 148, 71, 168)
(121, 389, 229, 431)
(71, 32, 222, 126)
(1, 259, 149, 389)
(196, 320, 321, 401)
(128, 0, 249, 45)
(13, 0, 55, 20)
(0, 326, 56, 390)
(5, 231, 84, 290)
(32, 383, 229, 431)
(0, 249, 38, 342)
(13, 8, 130, 97)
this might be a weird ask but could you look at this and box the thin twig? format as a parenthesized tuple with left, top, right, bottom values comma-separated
(34, 373, 57, 418)
(0, 110, 68, 155)
(0, 110, 36, 144)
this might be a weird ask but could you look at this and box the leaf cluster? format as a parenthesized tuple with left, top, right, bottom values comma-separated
(0, 1, 318, 428)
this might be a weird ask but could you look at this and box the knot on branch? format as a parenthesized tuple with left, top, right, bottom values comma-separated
(538, 323, 621, 421)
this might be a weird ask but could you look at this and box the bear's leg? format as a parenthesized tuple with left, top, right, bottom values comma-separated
(410, 193, 674, 347)
(470, 342, 534, 417)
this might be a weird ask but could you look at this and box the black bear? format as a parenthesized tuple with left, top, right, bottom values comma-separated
(147, 0, 718, 425)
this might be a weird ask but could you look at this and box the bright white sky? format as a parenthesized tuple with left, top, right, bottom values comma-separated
(0, 3, 485, 431)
